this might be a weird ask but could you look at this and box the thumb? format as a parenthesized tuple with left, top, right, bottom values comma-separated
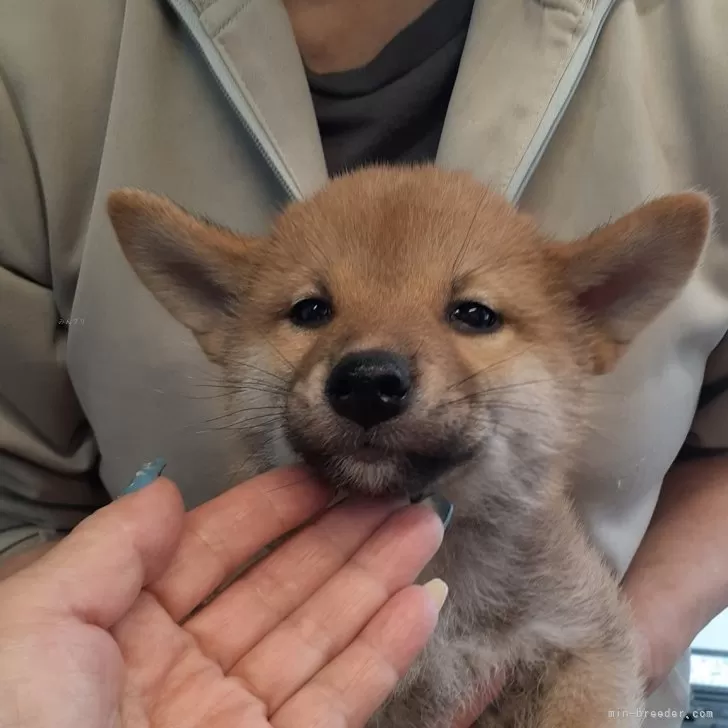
(4, 474, 184, 629)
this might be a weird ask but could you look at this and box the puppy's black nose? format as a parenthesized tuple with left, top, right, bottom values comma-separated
(326, 350, 412, 429)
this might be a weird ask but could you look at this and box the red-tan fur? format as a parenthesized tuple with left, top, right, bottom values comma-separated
(108, 165, 712, 728)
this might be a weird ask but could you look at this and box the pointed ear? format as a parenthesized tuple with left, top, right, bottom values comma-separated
(548, 192, 712, 368)
(107, 189, 255, 360)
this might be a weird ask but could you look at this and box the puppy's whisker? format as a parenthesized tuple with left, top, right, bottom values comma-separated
(206, 420, 283, 441)
(227, 412, 286, 430)
(197, 421, 275, 434)
(442, 377, 570, 407)
(221, 358, 288, 384)
(190, 381, 248, 391)
(185, 391, 245, 401)
(213, 385, 286, 401)
(446, 344, 536, 391)
(231, 431, 311, 492)
(187, 382, 287, 402)
(254, 428, 288, 454)
(230, 377, 289, 393)
(191, 380, 285, 393)
(263, 337, 295, 372)
(448, 391, 554, 410)
(449, 374, 620, 405)
(226, 380, 288, 394)
(480, 419, 536, 441)
(191, 389, 286, 406)
(203, 402, 285, 425)
(230, 422, 282, 436)
(230, 404, 287, 413)
(450, 186, 489, 279)
(216, 411, 287, 430)
(474, 401, 556, 418)
(303, 236, 332, 271)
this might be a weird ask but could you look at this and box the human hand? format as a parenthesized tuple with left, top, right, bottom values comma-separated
(0, 465, 447, 728)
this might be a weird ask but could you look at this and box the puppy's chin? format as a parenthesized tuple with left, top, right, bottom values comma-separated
(318, 453, 410, 497)
(292, 442, 474, 500)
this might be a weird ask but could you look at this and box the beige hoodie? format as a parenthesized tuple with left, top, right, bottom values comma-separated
(1, 1, 728, 723)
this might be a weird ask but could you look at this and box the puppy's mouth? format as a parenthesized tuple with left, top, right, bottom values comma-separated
(287, 431, 474, 500)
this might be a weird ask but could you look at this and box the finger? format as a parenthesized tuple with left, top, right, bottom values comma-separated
(4, 477, 183, 628)
(148, 466, 331, 621)
(231, 504, 444, 712)
(273, 581, 446, 728)
(185, 497, 405, 670)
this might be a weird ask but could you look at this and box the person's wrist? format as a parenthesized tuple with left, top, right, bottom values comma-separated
(623, 560, 706, 694)
(621, 458, 728, 693)
(657, 459, 728, 632)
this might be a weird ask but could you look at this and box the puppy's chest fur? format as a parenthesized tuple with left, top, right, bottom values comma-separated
(368, 465, 644, 728)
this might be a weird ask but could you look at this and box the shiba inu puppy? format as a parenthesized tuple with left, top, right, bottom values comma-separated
(108, 165, 711, 728)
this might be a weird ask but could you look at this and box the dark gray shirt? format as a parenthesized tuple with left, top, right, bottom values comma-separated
(308, 0, 475, 176)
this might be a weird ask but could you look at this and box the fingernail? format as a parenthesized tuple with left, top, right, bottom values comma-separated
(424, 493, 454, 529)
(123, 458, 166, 495)
(423, 578, 449, 612)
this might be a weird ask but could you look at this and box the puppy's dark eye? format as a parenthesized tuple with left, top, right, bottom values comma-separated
(289, 297, 333, 328)
(448, 301, 502, 333)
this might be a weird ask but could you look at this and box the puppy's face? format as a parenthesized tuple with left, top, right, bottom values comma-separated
(108, 166, 710, 502)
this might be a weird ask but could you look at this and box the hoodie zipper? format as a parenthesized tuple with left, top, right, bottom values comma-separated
(164, 0, 302, 202)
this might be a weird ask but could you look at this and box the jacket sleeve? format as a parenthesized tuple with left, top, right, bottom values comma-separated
(0, 72, 108, 564)
(678, 333, 728, 460)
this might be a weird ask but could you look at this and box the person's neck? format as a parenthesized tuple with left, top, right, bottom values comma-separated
(282, 0, 438, 74)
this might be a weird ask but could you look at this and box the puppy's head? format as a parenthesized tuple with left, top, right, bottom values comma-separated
(108, 166, 710, 502)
